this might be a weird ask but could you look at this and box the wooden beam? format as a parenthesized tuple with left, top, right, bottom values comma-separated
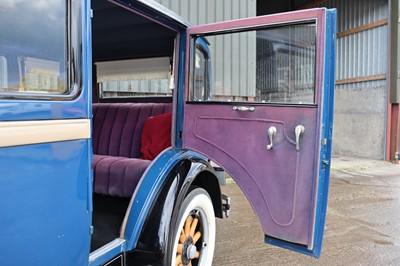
(389, 104, 399, 162)
(388, 0, 399, 162)
(297, 0, 327, 10)
(297, 2, 387, 39)
(336, 74, 386, 85)
(337, 18, 388, 39)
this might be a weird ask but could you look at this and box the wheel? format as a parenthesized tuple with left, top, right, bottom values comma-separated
(170, 188, 216, 266)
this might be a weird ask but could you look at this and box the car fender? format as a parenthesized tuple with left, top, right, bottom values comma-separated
(122, 148, 222, 257)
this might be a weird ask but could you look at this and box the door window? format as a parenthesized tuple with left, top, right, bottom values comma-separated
(189, 22, 316, 104)
(0, 1, 67, 95)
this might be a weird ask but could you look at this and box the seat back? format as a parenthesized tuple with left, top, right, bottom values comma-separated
(92, 103, 172, 158)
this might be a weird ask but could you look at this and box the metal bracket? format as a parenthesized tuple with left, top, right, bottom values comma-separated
(221, 194, 231, 218)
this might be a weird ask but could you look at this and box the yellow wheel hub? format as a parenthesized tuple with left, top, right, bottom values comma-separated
(175, 215, 202, 266)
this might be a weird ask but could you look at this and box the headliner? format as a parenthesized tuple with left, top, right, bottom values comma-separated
(92, 0, 183, 61)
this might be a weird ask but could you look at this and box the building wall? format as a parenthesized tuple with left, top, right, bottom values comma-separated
(155, 0, 256, 25)
(294, 0, 389, 159)
(155, 0, 257, 100)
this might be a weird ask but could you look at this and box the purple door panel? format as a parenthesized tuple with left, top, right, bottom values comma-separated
(182, 8, 331, 251)
(184, 104, 319, 245)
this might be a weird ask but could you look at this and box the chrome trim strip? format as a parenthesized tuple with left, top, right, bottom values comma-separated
(89, 239, 126, 266)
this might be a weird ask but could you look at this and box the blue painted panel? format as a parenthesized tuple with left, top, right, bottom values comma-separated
(311, 8, 337, 258)
(0, 98, 89, 121)
(174, 30, 187, 148)
(83, 0, 93, 120)
(0, 140, 92, 265)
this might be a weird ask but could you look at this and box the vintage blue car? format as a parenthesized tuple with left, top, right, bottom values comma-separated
(0, 0, 336, 265)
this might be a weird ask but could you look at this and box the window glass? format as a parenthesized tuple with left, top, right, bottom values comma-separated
(96, 57, 172, 98)
(0, 56, 7, 89)
(0, 1, 67, 94)
(189, 23, 316, 104)
(191, 43, 211, 101)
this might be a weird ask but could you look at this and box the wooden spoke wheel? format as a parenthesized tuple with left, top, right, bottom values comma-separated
(170, 188, 216, 266)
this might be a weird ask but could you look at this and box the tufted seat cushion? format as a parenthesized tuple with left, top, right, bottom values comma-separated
(92, 103, 172, 197)
(92, 155, 151, 197)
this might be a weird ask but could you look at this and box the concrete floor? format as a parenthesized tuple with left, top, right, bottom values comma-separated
(213, 157, 400, 265)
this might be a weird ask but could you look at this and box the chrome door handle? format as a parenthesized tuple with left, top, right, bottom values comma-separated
(295, 125, 305, 151)
(266, 126, 277, 150)
(232, 106, 255, 112)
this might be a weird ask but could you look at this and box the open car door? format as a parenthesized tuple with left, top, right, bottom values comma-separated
(182, 8, 336, 257)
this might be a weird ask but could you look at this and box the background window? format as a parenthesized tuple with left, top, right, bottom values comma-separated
(96, 57, 172, 98)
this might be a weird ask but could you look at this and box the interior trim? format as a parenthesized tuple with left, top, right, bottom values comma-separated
(0, 119, 91, 148)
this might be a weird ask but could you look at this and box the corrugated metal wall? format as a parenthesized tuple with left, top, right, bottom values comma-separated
(155, 0, 256, 25)
(207, 31, 256, 99)
(295, 0, 388, 89)
(295, 0, 389, 159)
(155, 0, 257, 98)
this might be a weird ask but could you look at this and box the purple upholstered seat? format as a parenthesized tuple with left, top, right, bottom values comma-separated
(92, 155, 151, 197)
(92, 103, 172, 197)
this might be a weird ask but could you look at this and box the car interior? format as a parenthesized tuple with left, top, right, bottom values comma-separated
(90, 0, 180, 251)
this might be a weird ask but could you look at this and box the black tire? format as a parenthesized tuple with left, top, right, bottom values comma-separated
(170, 188, 216, 266)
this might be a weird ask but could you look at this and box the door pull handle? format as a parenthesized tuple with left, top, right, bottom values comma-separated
(232, 106, 255, 112)
(295, 125, 305, 151)
(266, 126, 277, 150)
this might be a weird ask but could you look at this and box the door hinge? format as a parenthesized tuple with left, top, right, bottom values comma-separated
(89, 226, 94, 235)
(322, 160, 330, 166)
(395, 151, 399, 160)
(221, 194, 231, 218)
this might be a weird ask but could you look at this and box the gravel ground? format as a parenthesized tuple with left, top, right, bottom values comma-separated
(213, 157, 400, 265)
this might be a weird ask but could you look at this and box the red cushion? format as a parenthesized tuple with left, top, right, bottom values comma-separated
(140, 112, 172, 160)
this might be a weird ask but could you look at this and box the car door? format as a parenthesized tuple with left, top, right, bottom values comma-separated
(0, 1, 92, 265)
(182, 8, 336, 257)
